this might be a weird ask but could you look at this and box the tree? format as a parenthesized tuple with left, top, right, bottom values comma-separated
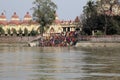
(12, 28, 17, 35)
(7, 28, 11, 35)
(0, 26, 5, 35)
(82, 0, 120, 35)
(32, 0, 57, 34)
(24, 28, 28, 36)
(83, 1, 97, 19)
(82, 1, 98, 35)
(106, 15, 120, 35)
(96, 0, 120, 35)
(18, 28, 23, 36)
(30, 29, 38, 36)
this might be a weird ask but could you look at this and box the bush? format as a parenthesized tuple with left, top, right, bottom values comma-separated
(95, 31, 104, 35)
(18, 28, 23, 35)
(24, 28, 28, 36)
(30, 29, 38, 36)
(0, 27, 5, 35)
(12, 28, 17, 35)
(7, 28, 11, 35)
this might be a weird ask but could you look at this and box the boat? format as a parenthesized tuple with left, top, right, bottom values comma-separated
(28, 40, 39, 47)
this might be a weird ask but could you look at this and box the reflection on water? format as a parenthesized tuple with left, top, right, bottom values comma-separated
(0, 47, 120, 80)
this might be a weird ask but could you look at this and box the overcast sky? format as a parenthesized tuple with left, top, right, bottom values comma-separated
(0, 0, 88, 20)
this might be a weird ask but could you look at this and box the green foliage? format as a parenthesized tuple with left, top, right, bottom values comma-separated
(32, 0, 57, 34)
(30, 29, 38, 36)
(0, 26, 5, 35)
(12, 28, 17, 35)
(24, 28, 28, 36)
(83, 1, 97, 18)
(95, 31, 104, 35)
(82, 1, 98, 35)
(18, 28, 23, 34)
(82, 0, 120, 35)
(106, 16, 120, 35)
(7, 28, 11, 35)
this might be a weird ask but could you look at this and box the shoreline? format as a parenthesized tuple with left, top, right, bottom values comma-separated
(74, 42, 120, 53)
(0, 42, 120, 48)
(0, 42, 29, 47)
(0, 36, 120, 48)
(75, 42, 120, 48)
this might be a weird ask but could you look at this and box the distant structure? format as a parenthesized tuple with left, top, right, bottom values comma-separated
(0, 12, 81, 36)
(46, 14, 81, 36)
(0, 12, 39, 36)
(97, 0, 120, 16)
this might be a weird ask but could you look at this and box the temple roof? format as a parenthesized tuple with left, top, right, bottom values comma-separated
(22, 12, 32, 24)
(0, 12, 80, 25)
(74, 16, 80, 22)
(9, 12, 20, 25)
(0, 21, 7, 25)
(54, 13, 61, 24)
(0, 13, 6, 19)
(0, 13, 7, 25)
(24, 12, 32, 18)
(11, 12, 19, 19)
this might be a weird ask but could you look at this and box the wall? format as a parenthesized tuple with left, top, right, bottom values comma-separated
(0, 36, 36, 43)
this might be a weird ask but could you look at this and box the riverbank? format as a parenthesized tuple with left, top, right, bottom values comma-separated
(75, 42, 120, 54)
(0, 36, 36, 43)
(0, 35, 120, 47)
(79, 44, 120, 54)
(75, 42, 120, 48)
(0, 42, 29, 47)
(0, 36, 37, 47)
(0, 41, 120, 47)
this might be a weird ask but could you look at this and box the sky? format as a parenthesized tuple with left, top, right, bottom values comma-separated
(0, 0, 88, 20)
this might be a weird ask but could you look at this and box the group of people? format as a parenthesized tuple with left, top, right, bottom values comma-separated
(39, 31, 79, 47)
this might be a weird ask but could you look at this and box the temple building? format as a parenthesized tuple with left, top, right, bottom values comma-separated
(0, 12, 39, 35)
(46, 14, 81, 36)
(0, 12, 81, 36)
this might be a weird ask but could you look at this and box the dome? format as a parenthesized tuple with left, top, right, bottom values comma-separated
(22, 12, 32, 24)
(0, 13, 7, 25)
(0, 13, 6, 19)
(24, 12, 32, 19)
(54, 13, 61, 24)
(22, 12, 34, 24)
(11, 12, 19, 19)
(74, 16, 80, 22)
(9, 12, 20, 25)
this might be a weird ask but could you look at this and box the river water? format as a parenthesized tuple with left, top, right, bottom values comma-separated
(0, 47, 120, 80)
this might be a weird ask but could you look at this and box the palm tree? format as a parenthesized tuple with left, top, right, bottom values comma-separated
(82, 1, 97, 35)
(83, 1, 97, 18)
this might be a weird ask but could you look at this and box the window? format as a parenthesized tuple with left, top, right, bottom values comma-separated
(63, 27, 66, 32)
(68, 27, 70, 31)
